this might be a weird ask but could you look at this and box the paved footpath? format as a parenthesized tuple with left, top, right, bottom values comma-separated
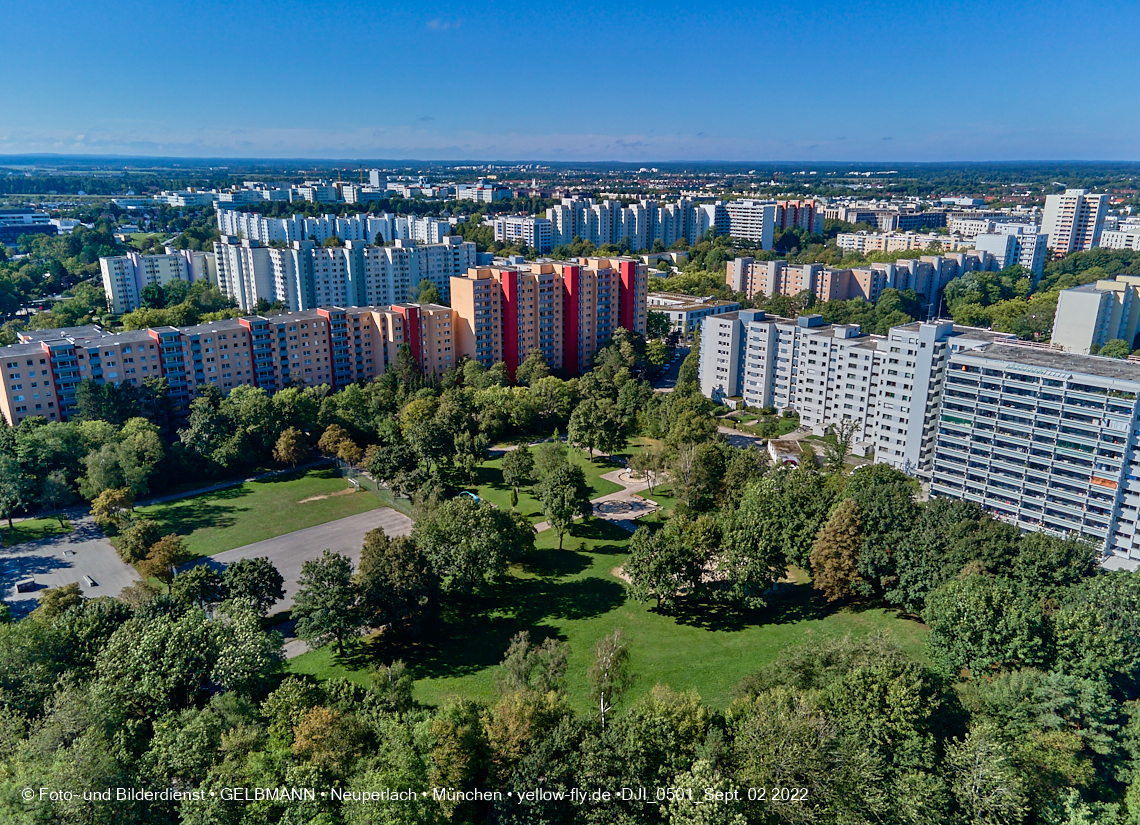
(534, 465, 662, 533)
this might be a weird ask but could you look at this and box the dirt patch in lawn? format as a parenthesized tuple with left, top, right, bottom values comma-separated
(298, 487, 357, 504)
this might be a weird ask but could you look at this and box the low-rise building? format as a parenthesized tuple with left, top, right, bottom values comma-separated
(646, 292, 740, 334)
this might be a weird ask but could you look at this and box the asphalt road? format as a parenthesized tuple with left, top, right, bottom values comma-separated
(184, 507, 413, 612)
(1, 515, 140, 619)
(652, 346, 690, 392)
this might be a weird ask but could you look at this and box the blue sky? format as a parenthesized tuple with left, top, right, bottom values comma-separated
(2, 0, 1138, 161)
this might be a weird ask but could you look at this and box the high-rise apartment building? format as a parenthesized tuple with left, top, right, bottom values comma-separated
(215, 208, 451, 247)
(0, 303, 456, 426)
(211, 235, 475, 311)
(451, 257, 648, 377)
(972, 229, 1048, 278)
(726, 254, 987, 316)
(99, 250, 217, 314)
(699, 307, 1140, 561)
(1041, 188, 1109, 254)
(723, 200, 776, 247)
(1101, 227, 1140, 251)
(1050, 276, 1140, 354)
(931, 343, 1140, 565)
(492, 215, 554, 254)
(699, 314, 1011, 472)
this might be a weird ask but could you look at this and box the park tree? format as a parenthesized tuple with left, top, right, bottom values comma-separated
(90, 487, 134, 531)
(368, 416, 419, 494)
(355, 528, 438, 637)
(501, 445, 535, 496)
(0, 452, 34, 528)
(273, 427, 309, 467)
(717, 476, 797, 608)
(210, 603, 284, 695)
(534, 462, 593, 550)
(95, 608, 215, 715)
(645, 339, 669, 369)
(629, 446, 665, 494)
(494, 630, 570, 695)
(810, 499, 863, 602)
(647, 311, 671, 339)
(292, 549, 362, 654)
(1051, 571, 1140, 694)
(823, 418, 861, 472)
(369, 660, 415, 713)
(625, 518, 707, 610)
(140, 534, 189, 584)
(222, 557, 286, 616)
(568, 397, 606, 458)
(412, 497, 534, 594)
(667, 759, 747, 825)
(514, 348, 550, 385)
(117, 517, 164, 563)
(170, 565, 228, 611)
(1099, 338, 1131, 359)
(589, 628, 633, 731)
(29, 582, 84, 623)
(946, 723, 1027, 824)
(38, 470, 74, 526)
(534, 433, 569, 477)
(317, 423, 351, 456)
(923, 575, 1048, 677)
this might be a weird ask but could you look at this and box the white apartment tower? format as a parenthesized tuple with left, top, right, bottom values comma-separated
(1041, 188, 1109, 254)
(99, 250, 217, 314)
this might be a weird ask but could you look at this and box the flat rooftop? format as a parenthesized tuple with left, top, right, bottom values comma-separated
(971, 342, 1140, 382)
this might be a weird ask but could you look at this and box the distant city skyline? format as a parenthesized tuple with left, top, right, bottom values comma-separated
(3, 0, 1140, 161)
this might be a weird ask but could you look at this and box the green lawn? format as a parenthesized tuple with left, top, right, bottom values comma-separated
(1, 517, 72, 547)
(463, 446, 626, 523)
(135, 468, 383, 557)
(641, 483, 678, 516)
(287, 518, 927, 712)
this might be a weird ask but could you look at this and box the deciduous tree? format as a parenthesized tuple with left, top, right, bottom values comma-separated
(222, 556, 285, 616)
(292, 549, 362, 654)
(273, 426, 308, 467)
(535, 463, 593, 550)
(589, 628, 633, 731)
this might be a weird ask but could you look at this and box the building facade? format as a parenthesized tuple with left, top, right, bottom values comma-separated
(492, 215, 555, 254)
(0, 303, 460, 426)
(451, 257, 649, 377)
(1050, 276, 1140, 354)
(212, 235, 475, 311)
(99, 250, 217, 314)
(931, 343, 1140, 565)
(1041, 188, 1109, 254)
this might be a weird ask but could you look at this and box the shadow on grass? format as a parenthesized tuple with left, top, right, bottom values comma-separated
(334, 573, 627, 679)
(664, 581, 830, 632)
(565, 519, 634, 553)
(517, 547, 593, 578)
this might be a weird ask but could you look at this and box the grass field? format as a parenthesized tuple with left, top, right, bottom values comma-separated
(287, 517, 928, 712)
(135, 468, 382, 557)
(1, 517, 72, 547)
(463, 446, 626, 522)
